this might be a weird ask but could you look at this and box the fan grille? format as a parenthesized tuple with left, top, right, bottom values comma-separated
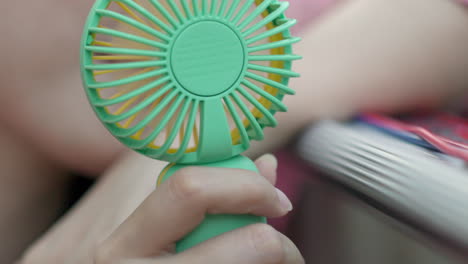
(81, 0, 300, 163)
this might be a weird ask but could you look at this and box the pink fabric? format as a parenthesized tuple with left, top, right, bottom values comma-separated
(286, 0, 339, 34)
(286, 0, 468, 34)
(268, 149, 317, 233)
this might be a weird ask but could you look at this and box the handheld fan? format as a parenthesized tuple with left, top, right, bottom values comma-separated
(80, 0, 300, 252)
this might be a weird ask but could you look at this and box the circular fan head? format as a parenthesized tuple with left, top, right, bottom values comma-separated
(81, 0, 300, 164)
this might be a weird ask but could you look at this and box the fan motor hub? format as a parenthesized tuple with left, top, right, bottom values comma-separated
(170, 21, 245, 97)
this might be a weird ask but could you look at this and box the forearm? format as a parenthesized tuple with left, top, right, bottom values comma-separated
(247, 0, 468, 158)
(20, 151, 165, 263)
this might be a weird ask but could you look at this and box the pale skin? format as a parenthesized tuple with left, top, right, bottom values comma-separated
(0, 0, 467, 263)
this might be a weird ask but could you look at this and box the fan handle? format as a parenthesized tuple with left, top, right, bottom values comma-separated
(158, 155, 266, 252)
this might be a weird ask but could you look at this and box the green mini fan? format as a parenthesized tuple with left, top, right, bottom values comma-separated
(80, 0, 300, 252)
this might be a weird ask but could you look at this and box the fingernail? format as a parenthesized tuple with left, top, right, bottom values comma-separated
(275, 188, 293, 212)
(264, 154, 278, 171)
(258, 154, 278, 170)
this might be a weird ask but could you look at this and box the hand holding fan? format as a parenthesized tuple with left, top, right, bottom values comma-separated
(80, 0, 300, 252)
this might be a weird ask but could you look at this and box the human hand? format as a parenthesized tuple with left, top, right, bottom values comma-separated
(20, 153, 303, 264)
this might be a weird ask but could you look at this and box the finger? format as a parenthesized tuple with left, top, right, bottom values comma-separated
(255, 154, 278, 185)
(277, 232, 305, 264)
(98, 167, 293, 259)
(161, 224, 304, 264)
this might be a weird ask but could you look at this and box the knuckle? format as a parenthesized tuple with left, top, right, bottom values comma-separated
(248, 224, 285, 263)
(242, 177, 272, 204)
(169, 167, 203, 201)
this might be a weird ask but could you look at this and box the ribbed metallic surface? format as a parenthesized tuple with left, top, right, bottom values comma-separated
(298, 121, 468, 249)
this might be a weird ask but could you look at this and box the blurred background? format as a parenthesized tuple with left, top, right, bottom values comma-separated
(1, 0, 468, 263)
(289, 177, 464, 264)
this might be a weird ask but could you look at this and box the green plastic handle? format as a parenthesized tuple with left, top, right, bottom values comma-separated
(158, 155, 266, 252)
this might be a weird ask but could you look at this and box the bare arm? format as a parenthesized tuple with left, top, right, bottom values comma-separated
(247, 0, 468, 158)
